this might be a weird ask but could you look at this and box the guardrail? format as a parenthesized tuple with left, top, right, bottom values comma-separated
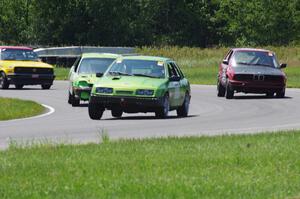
(34, 46, 135, 67)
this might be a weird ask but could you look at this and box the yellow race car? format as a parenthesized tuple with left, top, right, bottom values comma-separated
(0, 46, 55, 89)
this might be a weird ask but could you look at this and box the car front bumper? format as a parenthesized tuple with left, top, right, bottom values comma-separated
(90, 95, 164, 112)
(229, 80, 285, 93)
(7, 74, 55, 85)
(73, 87, 92, 100)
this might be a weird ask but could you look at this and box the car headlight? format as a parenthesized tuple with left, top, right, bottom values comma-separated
(136, 89, 154, 96)
(96, 87, 113, 94)
(6, 66, 14, 73)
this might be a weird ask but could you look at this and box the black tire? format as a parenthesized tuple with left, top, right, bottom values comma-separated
(41, 84, 51, 89)
(88, 102, 104, 120)
(177, 93, 190, 117)
(68, 92, 72, 104)
(266, 92, 274, 98)
(0, 72, 9, 89)
(217, 80, 226, 97)
(71, 96, 80, 107)
(276, 88, 285, 98)
(155, 94, 169, 118)
(15, 84, 24, 89)
(111, 109, 123, 118)
(225, 82, 234, 99)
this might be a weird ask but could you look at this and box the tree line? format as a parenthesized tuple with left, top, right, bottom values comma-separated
(0, 0, 299, 47)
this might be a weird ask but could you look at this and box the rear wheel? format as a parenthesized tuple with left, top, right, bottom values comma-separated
(0, 72, 9, 89)
(111, 108, 123, 118)
(41, 84, 51, 89)
(177, 93, 190, 117)
(225, 82, 234, 99)
(276, 88, 285, 98)
(155, 94, 169, 118)
(217, 80, 226, 97)
(15, 84, 24, 89)
(88, 102, 104, 120)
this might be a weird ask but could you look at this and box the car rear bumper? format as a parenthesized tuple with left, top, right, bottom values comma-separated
(7, 74, 55, 85)
(90, 95, 164, 112)
(229, 80, 285, 93)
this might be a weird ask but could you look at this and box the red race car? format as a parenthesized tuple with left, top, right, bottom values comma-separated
(217, 48, 287, 99)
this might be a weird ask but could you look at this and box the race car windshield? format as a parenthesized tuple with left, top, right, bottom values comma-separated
(1, 49, 39, 61)
(232, 51, 280, 68)
(108, 60, 165, 78)
(78, 58, 115, 74)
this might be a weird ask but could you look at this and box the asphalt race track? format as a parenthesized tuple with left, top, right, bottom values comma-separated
(1, 81, 300, 149)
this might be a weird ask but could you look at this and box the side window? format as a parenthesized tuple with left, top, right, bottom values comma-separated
(225, 50, 233, 62)
(172, 62, 184, 79)
(73, 56, 81, 72)
(167, 63, 179, 77)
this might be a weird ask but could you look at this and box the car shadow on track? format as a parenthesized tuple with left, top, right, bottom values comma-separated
(233, 95, 292, 100)
(104, 114, 199, 121)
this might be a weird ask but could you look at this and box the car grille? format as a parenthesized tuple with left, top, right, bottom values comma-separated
(264, 75, 283, 82)
(234, 74, 253, 81)
(14, 67, 54, 74)
(234, 74, 283, 82)
(115, 90, 133, 95)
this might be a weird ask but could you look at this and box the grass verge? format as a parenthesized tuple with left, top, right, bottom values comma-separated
(0, 97, 44, 121)
(1, 131, 300, 198)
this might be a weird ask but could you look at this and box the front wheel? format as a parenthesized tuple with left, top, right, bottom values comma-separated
(225, 82, 234, 99)
(276, 88, 285, 98)
(177, 93, 190, 117)
(41, 84, 51, 89)
(15, 84, 24, 89)
(266, 92, 274, 98)
(69, 92, 80, 107)
(88, 102, 104, 120)
(217, 80, 226, 97)
(0, 72, 9, 89)
(111, 108, 123, 118)
(155, 94, 169, 118)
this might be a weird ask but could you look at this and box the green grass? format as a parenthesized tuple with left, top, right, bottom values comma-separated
(2, 131, 300, 198)
(54, 67, 69, 80)
(0, 97, 44, 121)
(54, 46, 300, 87)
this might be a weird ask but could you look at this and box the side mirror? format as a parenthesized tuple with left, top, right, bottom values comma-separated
(222, 60, 229, 65)
(280, 63, 287, 69)
(96, 72, 103, 77)
(169, 76, 181, 82)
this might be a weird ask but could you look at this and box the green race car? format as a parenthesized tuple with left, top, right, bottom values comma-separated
(88, 56, 191, 119)
(68, 53, 120, 106)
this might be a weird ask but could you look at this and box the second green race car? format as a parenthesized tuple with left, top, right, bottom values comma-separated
(88, 56, 191, 119)
(68, 53, 120, 106)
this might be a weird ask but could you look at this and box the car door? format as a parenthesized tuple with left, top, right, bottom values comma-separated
(167, 62, 181, 107)
(171, 62, 188, 106)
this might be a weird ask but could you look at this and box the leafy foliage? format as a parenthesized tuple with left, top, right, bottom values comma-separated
(0, 0, 299, 47)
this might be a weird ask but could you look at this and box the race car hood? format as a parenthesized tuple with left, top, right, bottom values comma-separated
(94, 75, 168, 89)
(0, 60, 53, 68)
(233, 65, 284, 76)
